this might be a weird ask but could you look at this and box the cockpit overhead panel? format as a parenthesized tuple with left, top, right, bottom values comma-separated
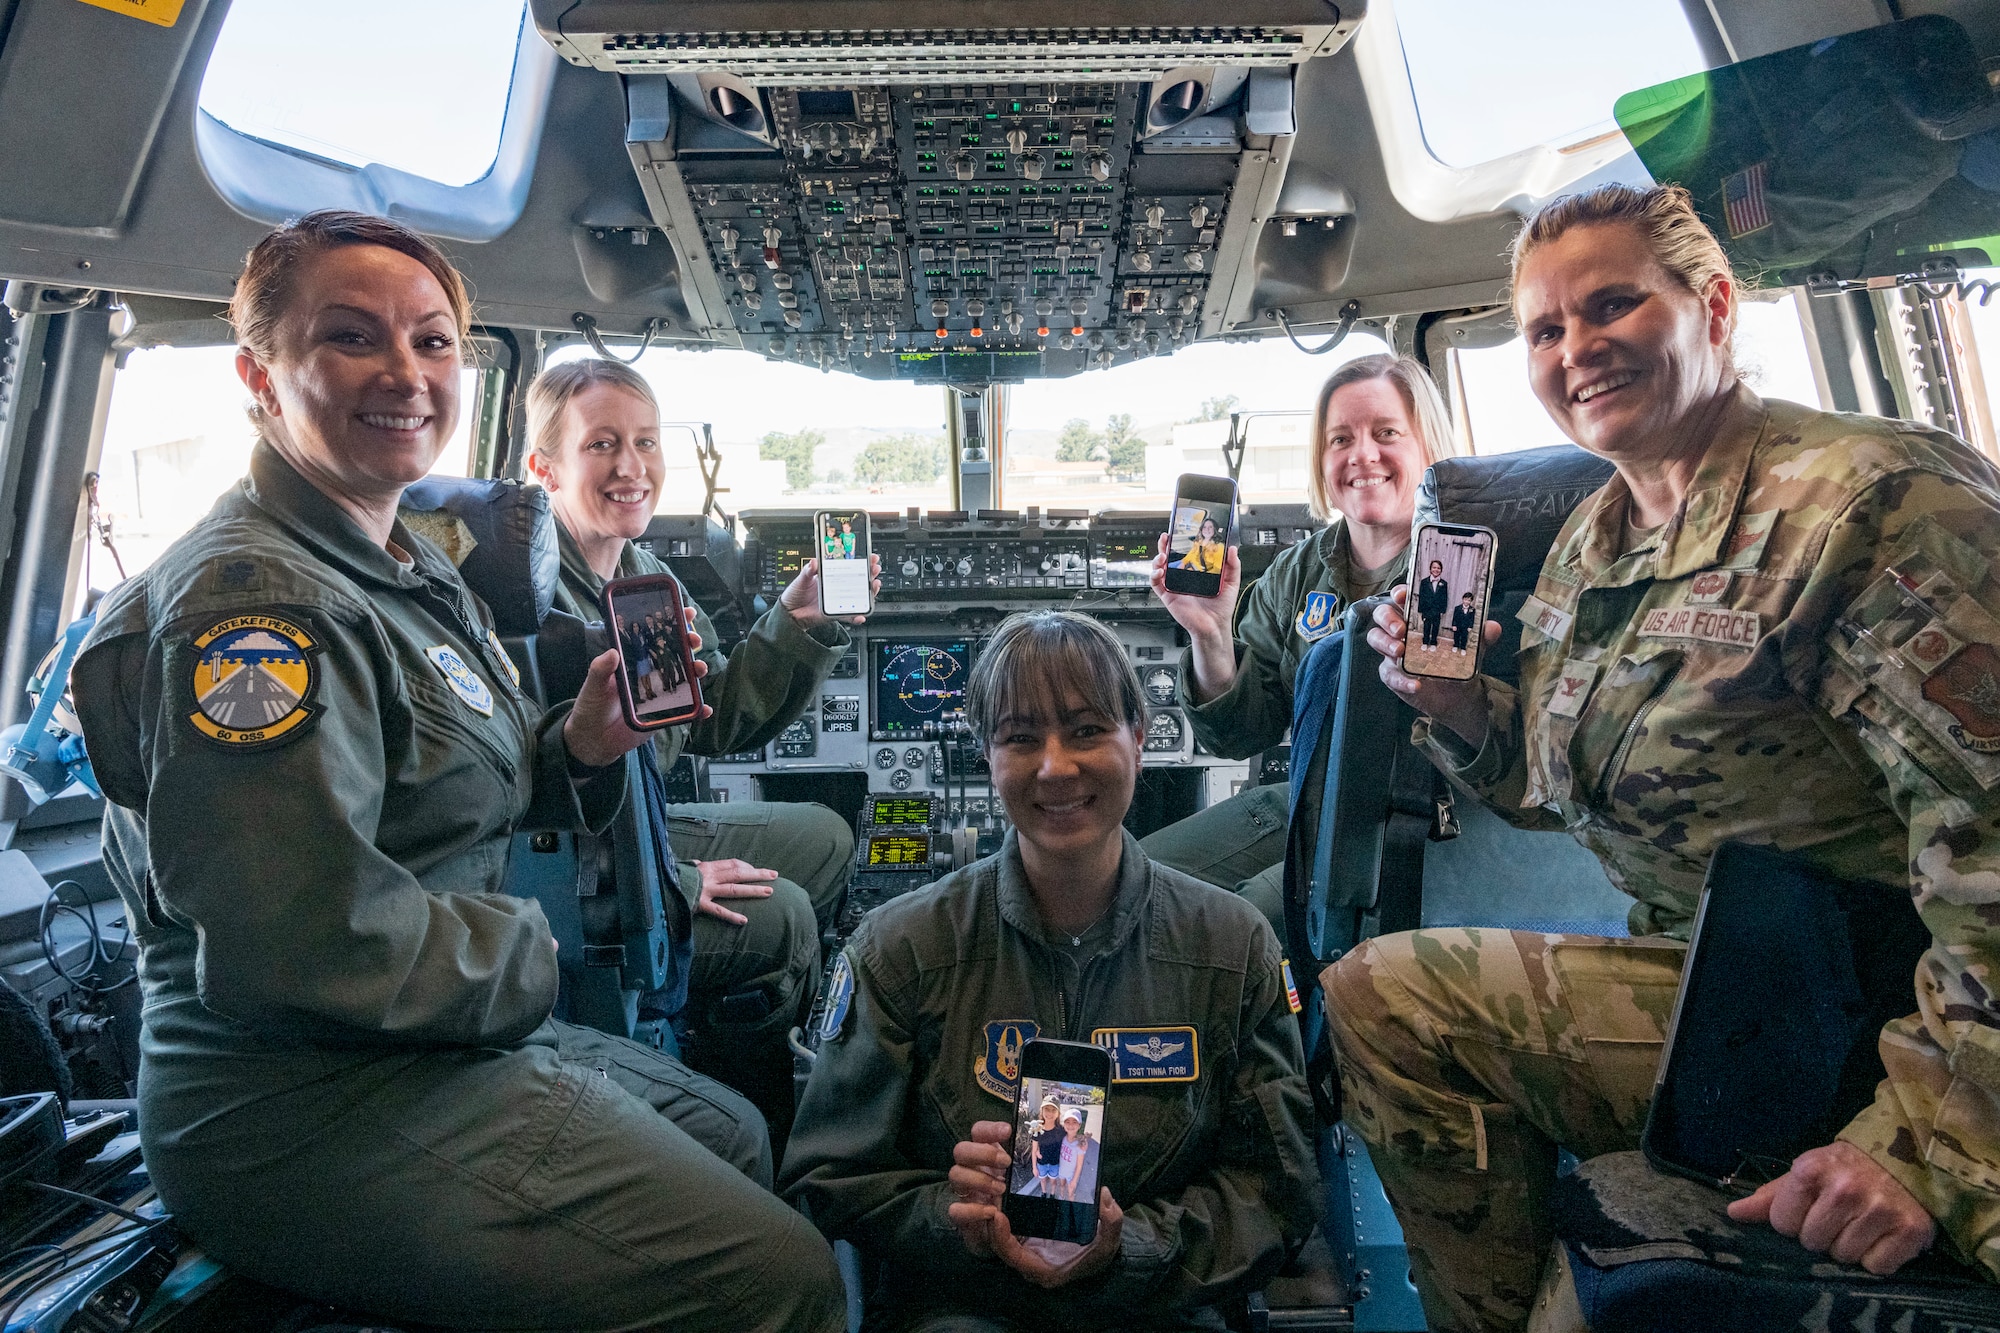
(539, 1, 1363, 383)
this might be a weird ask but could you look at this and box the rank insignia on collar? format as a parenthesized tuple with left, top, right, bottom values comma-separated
(486, 628, 522, 690)
(424, 645, 494, 717)
(976, 1019, 1041, 1101)
(818, 952, 855, 1042)
(1296, 591, 1339, 643)
(187, 614, 319, 749)
(1922, 642, 2000, 754)
(1091, 1026, 1199, 1082)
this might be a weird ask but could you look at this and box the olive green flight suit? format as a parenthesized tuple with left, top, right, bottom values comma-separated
(1324, 389, 2000, 1332)
(1141, 521, 1406, 930)
(550, 525, 852, 1133)
(73, 442, 844, 1333)
(782, 831, 1321, 1331)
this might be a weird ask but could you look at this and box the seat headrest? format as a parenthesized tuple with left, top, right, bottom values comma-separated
(399, 477, 558, 635)
(1415, 445, 1616, 594)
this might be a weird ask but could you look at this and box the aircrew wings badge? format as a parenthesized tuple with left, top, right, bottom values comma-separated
(1090, 1025, 1199, 1082)
(187, 614, 319, 749)
(976, 1019, 1041, 1101)
(425, 645, 494, 717)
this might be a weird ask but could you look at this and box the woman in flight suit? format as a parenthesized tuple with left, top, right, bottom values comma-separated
(1337, 183, 2000, 1331)
(524, 356, 880, 1139)
(783, 611, 1319, 1332)
(70, 212, 844, 1333)
(1140, 353, 1458, 933)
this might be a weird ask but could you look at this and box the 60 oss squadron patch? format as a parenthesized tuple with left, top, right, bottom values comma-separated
(188, 614, 318, 748)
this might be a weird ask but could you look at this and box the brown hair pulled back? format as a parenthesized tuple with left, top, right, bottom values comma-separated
(229, 211, 473, 434)
(1509, 184, 1737, 337)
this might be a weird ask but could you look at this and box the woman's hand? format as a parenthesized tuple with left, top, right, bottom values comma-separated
(1366, 585, 1499, 749)
(946, 1121, 1124, 1287)
(1726, 1141, 1935, 1275)
(564, 608, 712, 768)
(1151, 533, 1241, 703)
(783, 554, 883, 627)
(693, 858, 778, 926)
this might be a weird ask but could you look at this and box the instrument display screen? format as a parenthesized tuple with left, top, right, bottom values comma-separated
(870, 797, 934, 826)
(873, 641, 971, 740)
(866, 834, 932, 868)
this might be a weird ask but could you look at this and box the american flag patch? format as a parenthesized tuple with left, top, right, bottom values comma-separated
(1281, 959, 1303, 1015)
(1721, 161, 1772, 239)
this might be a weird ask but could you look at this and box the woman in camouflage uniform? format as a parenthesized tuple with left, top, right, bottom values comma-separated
(1337, 182, 2000, 1332)
(1140, 353, 1458, 933)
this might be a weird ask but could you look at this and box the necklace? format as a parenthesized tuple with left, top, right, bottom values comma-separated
(1063, 899, 1115, 947)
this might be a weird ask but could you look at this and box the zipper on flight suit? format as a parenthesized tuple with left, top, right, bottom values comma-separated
(1601, 660, 1682, 800)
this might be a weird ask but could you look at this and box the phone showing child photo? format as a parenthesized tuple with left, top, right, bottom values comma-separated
(600, 573, 703, 730)
(815, 510, 873, 617)
(1002, 1039, 1112, 1244)
(1404, 522, 1498, 682)
(1163, 473, 1238, 598)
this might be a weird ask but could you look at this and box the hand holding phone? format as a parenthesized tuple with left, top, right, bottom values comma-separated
(600, 574, 705, 730)
(946, 1120, 1126, 1286)
(1000, 1039, 1112, 1244)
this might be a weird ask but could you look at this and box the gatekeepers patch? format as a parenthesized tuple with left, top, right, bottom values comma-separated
(976, 1019, 1040, 1101)
(1296, 591, 1339, 643)
(486, 628, 522, 690)
(818, 952, 855, 1042)
(1091, 1026, 1199, 1083)
(425, 645, 494, 716)
(187, 614, 318, 749)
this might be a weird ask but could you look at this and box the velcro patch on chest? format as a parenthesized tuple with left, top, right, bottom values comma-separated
(1547, 659, 1602, 719)
(486, 628, 522, 691)
(424, 645, 494, 716)
(1638, 606, 1762, 650)
(1296, 591, 1339, 642)
(1518, 594, 1574, 643)
(1091, 1026, 1199, 1083)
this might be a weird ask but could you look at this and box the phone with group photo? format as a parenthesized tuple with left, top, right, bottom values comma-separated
(1002, 1039, 1113, 1244)
(600, 573, 704, 730)
(1163, 473, 1238, 598)
(1404, 522, 1498, 682)
(815, 510, 874, 617)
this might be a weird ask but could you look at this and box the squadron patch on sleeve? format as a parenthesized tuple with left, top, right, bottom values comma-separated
(976, 1019, 1041, 1101)
(424, 645, 494, 717)
(187, 614, 319, 749)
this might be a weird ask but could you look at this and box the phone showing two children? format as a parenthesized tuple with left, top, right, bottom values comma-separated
(1003, 1039, 1113, 1244)
(1404, 522, 1497, 681)
(815, 511, 873, 617)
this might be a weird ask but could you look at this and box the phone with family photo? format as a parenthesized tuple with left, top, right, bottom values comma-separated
(1404, 522, 1498, 682)
(1163, 473, 1238, 598)
(1002, 1039, 1113, 1244)
(814, 510, 873, 617)
(600, 573, 704, 730)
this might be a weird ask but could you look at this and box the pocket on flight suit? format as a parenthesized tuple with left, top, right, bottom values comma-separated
(1545, 938, 1685, 1134)
(1928, 1023, 2000, 1197)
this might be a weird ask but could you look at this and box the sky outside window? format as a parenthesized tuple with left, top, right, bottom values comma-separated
(198, 0, 529, 188)
(1397, 0, 1710, 167)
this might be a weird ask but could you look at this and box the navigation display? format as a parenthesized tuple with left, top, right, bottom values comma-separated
(871, 796, 934, 826)
(866, 834, 932, 868)
(873, 640, 971, 740)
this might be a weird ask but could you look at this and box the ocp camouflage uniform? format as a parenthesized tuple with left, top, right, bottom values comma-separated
(1322, 387, 2000, 1332)
(1143, 521, 1405, 930)
(551, 525, 853, 1131)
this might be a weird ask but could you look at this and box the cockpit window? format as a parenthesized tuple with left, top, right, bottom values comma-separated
(197, 0, 530, 189)
(1396, 0, 1709, 167)
(1001, 334, 1391, 509)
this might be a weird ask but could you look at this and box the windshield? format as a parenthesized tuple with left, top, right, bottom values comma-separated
(1001, 333, 1391, 509)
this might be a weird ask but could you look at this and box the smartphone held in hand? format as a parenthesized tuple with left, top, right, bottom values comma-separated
(600, 573, 703, 730)
(815, 510, 873, 616)
(1404, 522, 1497, 681)
(1002, 1039, 1112, 1244)
(1163, 474, 1238, 599)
